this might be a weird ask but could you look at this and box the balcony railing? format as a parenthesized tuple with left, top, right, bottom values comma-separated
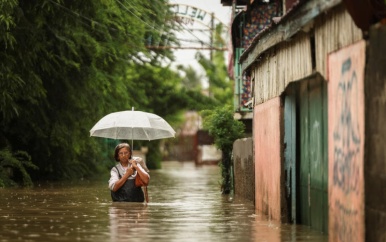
(234, 48, 252, 113)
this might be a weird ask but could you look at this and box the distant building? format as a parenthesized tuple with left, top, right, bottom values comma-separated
(167, 111, 221, 164)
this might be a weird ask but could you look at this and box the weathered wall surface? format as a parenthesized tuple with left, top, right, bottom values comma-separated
(365, 23, 386, 242)
(253, 97, 285, 222)
(233, 138, 254, 203)
(252, 33, 312, 105)
(315, 4, 363, 78)
(251, 5, 362, 107)
(328, 40, 365, 242)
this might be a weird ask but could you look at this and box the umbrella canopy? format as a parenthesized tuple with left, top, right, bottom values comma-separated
(90, 110, 176, 141)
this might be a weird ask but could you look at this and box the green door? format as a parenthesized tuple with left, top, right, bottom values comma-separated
(298, 77, 328, 233)
(284, 87, 297, 223)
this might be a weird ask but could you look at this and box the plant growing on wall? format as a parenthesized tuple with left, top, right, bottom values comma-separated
(201, 105, 245, 194)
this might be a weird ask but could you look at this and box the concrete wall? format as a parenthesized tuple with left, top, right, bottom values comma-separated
(365, 23, 386, 242)
(233, 138, 254, 203)
(253, 97, 286, 222)
(328, 40, 366, 242)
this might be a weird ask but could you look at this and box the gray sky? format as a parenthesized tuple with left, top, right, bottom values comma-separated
(167, 0, 232, 86)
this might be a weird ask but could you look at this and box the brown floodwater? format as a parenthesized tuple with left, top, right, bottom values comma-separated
(0, 161, 328, 242)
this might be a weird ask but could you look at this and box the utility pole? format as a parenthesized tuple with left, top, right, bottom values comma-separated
(208, 12, 215, 98)
(210, 12, 215, 61)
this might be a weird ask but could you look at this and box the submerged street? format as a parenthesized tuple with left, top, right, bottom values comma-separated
(0, 161, 328, 242)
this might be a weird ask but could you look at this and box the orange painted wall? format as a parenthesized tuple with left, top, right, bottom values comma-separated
(327, 40, 365, 242)
(253, 97, 283, 221)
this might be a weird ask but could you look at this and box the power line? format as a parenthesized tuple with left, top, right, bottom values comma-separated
(146, 46, 228, 51)
(175, 21, 214, 49)
(116, 0, 157, 30)
(48, 0, 135, 37)
(48, 1, 226, 54)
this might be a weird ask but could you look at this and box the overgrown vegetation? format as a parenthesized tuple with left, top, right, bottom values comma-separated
(196, 24, 244, 194)
(0, 0, 216, 187)
(0, 148, 38, 187)
(201, 106, 245, 194)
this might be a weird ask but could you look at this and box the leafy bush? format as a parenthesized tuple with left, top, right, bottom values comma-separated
(0, 148, 38, 187)
(201, 105, 245, 194)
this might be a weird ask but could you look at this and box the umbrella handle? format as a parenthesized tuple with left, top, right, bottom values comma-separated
(132, 107, 134, 148)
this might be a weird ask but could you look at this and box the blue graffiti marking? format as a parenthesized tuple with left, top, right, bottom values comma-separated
(333, 57, 361, 195)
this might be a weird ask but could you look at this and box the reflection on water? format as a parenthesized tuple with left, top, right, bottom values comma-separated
(109, 203, 149, 241)
(0, 161, 328, 242)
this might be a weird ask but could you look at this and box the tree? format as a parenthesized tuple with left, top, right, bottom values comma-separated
(122, 62, 218, 168)
(196, 23, 242, 193)
(196, 23, 233, 104)
(176, 65, 203, 91)
(0, 0, 223, 185)
(0, 0, 178, 183)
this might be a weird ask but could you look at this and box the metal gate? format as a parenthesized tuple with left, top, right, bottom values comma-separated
(284, 76, 328, 233)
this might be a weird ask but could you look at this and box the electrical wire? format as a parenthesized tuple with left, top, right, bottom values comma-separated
(47, 0, 223, 51)
(116, 0, 158, 30)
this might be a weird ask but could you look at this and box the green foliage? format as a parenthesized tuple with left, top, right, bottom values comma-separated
(201, 106, 245, 153)
(0, 148, 38, 187)
(201, 105, 245, 194)
(176, 65, 203, 91)
(196, 24, 233, 105)
(145, 141, 162, 170)
(194, 23, 240, 194)
(0, 0, 233, 185)
(124, 63, 218, 123)
(123, 63, 217, 168)
(0, 0, 179, 183)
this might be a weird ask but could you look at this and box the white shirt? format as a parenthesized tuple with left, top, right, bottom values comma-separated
(108, 158, 146, 191)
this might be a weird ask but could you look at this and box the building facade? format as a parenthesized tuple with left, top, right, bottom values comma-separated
(223, 0, 386, 240)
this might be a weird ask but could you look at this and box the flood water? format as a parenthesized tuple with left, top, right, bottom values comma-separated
(0, 161, 328, 242)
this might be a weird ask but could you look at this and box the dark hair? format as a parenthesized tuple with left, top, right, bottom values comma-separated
(114, 143, 132, 161)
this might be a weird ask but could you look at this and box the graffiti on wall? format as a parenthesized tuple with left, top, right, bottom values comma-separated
(328, 41, 365, 242)
(332, 58, 361, 196)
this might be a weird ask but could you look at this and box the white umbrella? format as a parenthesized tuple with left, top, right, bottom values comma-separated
(90, 108, 175, 146)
